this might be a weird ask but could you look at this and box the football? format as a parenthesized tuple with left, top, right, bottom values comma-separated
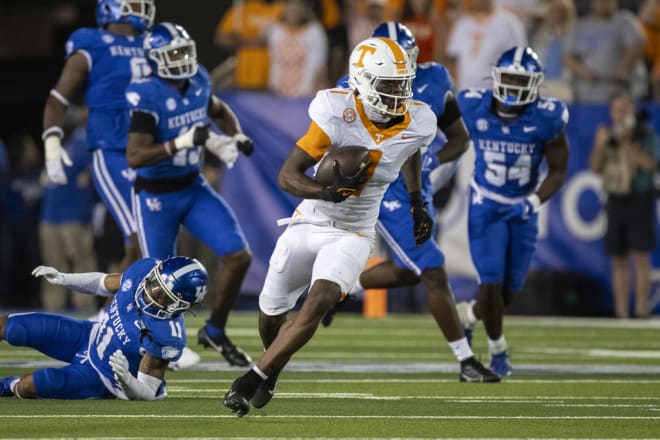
(315, 146, 370, 186)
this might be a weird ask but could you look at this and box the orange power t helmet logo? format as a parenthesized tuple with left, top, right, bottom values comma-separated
(355, 45, 377, 68)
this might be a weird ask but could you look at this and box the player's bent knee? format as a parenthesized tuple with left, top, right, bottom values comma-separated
(14, 374, 37, 399)
(225, 248, 252, 269)
(3, 316, 29, 346)
(307, 280, 342, 314)
(420, 266, 449, 292)
(32, 368, 67, 399)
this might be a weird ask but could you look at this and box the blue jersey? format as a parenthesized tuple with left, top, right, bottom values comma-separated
(65, 28, 149, 151)
(88, 257, 187, 399)
(126, 66, 212, 179)
(457, 88, 569, 200)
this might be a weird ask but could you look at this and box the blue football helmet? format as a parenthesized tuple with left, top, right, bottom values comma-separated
(144, 22, 198, 80)
(135, 256, 208, 319)
(492, 46, 544, 106)
(96, 0, 155, 31)
(371, 22, 419, 68)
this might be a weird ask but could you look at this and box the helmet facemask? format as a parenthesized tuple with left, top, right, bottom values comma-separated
(357, 73, 414, 117)
(492, 68, 543, 106)
(135, 265, 192, 319)
(149, 39, 198, 80)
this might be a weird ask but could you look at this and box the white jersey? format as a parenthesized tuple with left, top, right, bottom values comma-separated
(294, 88, 437, 235)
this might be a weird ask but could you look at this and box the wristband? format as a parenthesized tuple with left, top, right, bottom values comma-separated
(42, 126, 64, 141)
(50, 89, 70, 107)
(409, 191, 423, 207)
(526, 194, 541, 213)
(163, 141, 174, 156)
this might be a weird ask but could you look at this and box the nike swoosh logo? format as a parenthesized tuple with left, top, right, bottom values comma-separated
(401, 134, 416, 140)
(195, 89, 203, 96)
(416, 84, 428, 94)
(523, 126, 536, 132)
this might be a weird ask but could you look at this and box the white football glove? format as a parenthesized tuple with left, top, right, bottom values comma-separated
(206, 133, 239, 169)
(109, 349, 131, 384)
(172, 125, 210, 150)
(31, 265, 64, 285)
(44, 136, 72, 184)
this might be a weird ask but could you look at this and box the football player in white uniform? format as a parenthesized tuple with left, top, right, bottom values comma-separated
(223, 37, 436, 417)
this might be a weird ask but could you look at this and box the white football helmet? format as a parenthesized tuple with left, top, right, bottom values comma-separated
(348, 37, 415, 117)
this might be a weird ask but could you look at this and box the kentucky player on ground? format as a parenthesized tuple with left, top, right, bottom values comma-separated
(455, 46, 569, 377)
(0, 256, 207, 399)
(334, 22, 498, 383)
(125, 22, 254, 367)
(42, 0, 155, 272)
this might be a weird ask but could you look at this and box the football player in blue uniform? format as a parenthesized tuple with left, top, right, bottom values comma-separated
(0, 256, 207, 399)
(42, 0, 155, 271)
(455, 46, 569, 377)
(125, 23, 254, 367)
(333, 22, 499, 383)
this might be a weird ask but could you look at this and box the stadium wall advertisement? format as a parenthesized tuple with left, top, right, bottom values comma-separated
(218, 92, 660, 316)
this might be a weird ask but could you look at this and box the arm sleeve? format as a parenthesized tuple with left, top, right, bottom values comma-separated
(59, 272, 114, 297)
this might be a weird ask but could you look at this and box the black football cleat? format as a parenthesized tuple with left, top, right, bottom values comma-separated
(251, 369, 281, 409)
(198, 325, 252, 367)
(223, 377, 251, 417)
(459, 356, 501, 383)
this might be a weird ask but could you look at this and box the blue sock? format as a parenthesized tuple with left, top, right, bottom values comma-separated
(205, 321, 224, 338)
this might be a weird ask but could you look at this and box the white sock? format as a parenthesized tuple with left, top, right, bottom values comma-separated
(488, 335, 508, 355)
(448, 337, 474, 362)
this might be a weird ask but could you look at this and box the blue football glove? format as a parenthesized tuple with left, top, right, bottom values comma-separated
(498, 195, 541, 222)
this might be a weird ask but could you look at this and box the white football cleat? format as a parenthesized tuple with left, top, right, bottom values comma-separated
(168, 346, 201, 371)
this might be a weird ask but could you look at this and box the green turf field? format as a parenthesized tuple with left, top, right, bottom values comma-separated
(1, 311, 660, 439)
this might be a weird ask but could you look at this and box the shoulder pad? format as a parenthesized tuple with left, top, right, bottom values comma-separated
(65, 28, 103, 58)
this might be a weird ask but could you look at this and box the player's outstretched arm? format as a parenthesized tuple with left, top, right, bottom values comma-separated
(109, 350, 167, 400)
(31, 266, 119, 297)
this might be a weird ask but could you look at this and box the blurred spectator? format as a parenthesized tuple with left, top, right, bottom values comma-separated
(495, 0, 541, 30)
(38, 106, 97, 312)
(346, 0, 388, 51)
(214, 0, 284, 90)
(402, 0, 437, 62)
(266, 0, 329, 97)
(433, 0, 465, 66)
(446, 0, 527, 89)
(564, 0, 647, 103)
(639, 0, 660, 101)
(589, 92, 659, 318)
(529, 0, 576, 102)
(0, 133, 42, 309)
(318, 0, 350, 85)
